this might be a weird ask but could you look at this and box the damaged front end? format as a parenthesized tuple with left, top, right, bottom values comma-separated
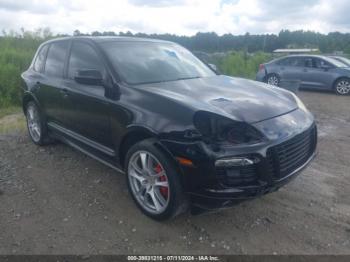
(159, 108, 317, 213)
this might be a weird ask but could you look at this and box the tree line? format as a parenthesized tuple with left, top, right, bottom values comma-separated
(73, 29, 350, 54)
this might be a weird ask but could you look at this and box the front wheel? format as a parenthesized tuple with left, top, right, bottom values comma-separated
(125, 139, 188, 220)
(334, 78, 350, 95)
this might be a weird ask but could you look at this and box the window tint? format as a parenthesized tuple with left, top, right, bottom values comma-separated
(68, 42, 105, 80)
(288, 57, 305, 67)
(45, 41, 69, 78)
(33, 45, 48, 72)
(278, 58, 289, 66)
(277, 57, 304, 67)
(313, 58, 332, 69)
(304, 58, 313, 68)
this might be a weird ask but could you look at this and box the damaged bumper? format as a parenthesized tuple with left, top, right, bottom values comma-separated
(160, 109, 317, 213)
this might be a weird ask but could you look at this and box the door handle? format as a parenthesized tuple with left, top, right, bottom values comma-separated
(303, 68, 308, 72)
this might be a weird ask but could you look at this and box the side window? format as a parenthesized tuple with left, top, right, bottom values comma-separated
(68, 42, 105, 80)
(288, 58, 298, 67)
(33, 45, 48, 72)
(304, 58, 313, 68)
(44, 41, 69, 78)
(313, 58, 331, 69)
(289, 57, 305, 67)
(278, 58, 290, 66)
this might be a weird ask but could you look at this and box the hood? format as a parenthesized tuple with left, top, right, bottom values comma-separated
(137, 75, 298, 124)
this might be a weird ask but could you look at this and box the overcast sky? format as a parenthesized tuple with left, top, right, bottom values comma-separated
(0, 0, 349, 36)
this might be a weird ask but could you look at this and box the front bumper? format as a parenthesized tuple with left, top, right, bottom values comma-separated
(160, 109, 317, 213)
(256, 70, 266, 82)
(189, 152, 316, 212)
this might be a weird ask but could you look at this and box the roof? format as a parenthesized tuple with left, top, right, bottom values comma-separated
(282, 54, 324, 57)
(273, 48, 319, 53)
(276, 54, 330, 60)
(42, 36, 172, 45)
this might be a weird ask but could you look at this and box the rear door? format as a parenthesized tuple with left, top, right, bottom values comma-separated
(298, 56, 324, 89)
(302, 58, 335, 89)
(277, 57, 304, 82)
(36, 40, 70, 125)
(61, 40, 112, 148)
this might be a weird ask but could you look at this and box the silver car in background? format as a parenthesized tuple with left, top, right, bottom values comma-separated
(256, 55, 350, 95)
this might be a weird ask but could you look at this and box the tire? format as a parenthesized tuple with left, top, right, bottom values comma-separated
(125, 139, 188, 220)
(266, 74, 280, 86)
(25, 101, 52, 146)
(334, 78, 350, 95)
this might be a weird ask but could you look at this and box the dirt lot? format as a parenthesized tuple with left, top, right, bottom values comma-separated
(0, 91, 349, 255)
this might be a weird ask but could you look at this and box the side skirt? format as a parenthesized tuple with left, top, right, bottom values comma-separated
(48, 122, 125, 174)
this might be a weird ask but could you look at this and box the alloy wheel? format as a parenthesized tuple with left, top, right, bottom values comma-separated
(27, 104, 41, 142)
(128, 151, 170, 214)
(267, 75, 279, 86)
(336, 80, 350, 95)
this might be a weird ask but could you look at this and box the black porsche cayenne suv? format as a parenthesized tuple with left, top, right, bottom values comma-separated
(21, 37, 317, 220)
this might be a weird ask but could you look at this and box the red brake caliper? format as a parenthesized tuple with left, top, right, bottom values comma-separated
(154, 164, 168, 199)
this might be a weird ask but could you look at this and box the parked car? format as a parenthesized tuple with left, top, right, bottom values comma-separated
(22, 37, 317, 220)
(329, 56, 350, 67)
(256, 55, 350, 95)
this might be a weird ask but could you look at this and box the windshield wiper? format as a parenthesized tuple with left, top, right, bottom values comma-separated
(133, 76, 202, 85)
(176, 76, 201, 81)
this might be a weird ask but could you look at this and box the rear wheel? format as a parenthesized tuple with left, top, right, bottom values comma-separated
(25, 101, 51, 145)
(125, 139, 188, 220)
(334, 78, 350, 95)
(266, 74, 280, 86)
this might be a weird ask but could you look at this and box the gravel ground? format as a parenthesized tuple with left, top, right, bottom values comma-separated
(0, 90, 349, 255)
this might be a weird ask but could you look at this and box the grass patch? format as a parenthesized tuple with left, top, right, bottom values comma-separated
(0, 106, 25, 134)
(0, 106, 22, 119)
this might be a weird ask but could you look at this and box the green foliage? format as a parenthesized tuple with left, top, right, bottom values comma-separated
(218, 51, 272, 79)
(0, 106, 21, 119)
(0, 31, 45, 108)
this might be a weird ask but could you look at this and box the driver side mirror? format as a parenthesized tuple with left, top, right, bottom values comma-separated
(74, 69, 103, 85)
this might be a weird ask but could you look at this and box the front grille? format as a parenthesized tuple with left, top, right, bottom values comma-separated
(267, 125, 317, 180)
(215, 125, 317, 187)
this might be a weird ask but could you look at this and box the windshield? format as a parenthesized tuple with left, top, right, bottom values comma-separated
(101, 41, 215, 85)
(323, 57, 348, 68)
(332, 57, 350, 66)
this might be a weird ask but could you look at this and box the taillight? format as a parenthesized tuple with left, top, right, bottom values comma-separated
(259, 64, 265, 71)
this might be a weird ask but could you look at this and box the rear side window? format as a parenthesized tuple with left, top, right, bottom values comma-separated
(278, 57, 303, 67)
(288, 57, 305, 67)
(278, 58, 290, 66)
(304, 58, 313, 68)
(45, 41, 69, 78)
(33, 45, 48, 72)
(68, 42, 105, 80)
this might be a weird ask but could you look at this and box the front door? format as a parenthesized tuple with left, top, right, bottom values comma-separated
(301, 58, 335, 89)
(62, 40, 112, 148)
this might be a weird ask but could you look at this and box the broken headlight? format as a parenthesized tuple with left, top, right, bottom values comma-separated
(193, 111, 263, 145)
